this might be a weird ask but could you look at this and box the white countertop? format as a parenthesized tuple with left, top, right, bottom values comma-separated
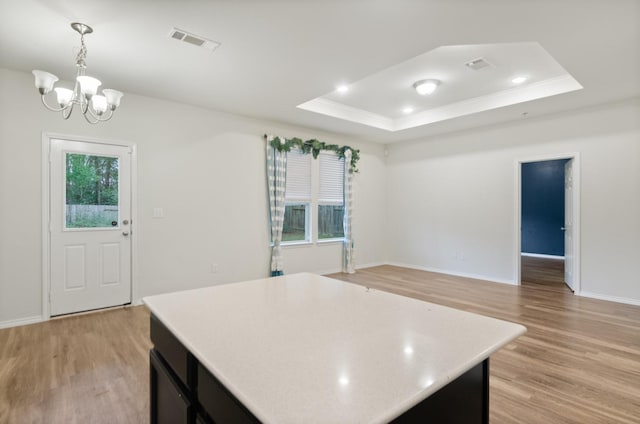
(143, 273, 525, 424)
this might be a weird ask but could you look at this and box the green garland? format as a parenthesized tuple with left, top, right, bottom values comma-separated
(267, 135, 360, 173)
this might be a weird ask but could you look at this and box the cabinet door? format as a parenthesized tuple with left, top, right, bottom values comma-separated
(391, 359, 488, 424)
(151, 314, 192, 388)
(195, 414, 209, 424)
(150, 349, 193, 424)
(197, 363, 260, 423)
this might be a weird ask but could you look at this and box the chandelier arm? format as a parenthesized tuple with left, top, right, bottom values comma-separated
(62, 104, 74, 120)
(81, 107, 100, 124)
(83, 103, 114, 122)
(98, 110, 115, 122)
(85, 103, 99, 119)
(82, 113, 99, 125)
(40, 95, 69, 113)
(80, 99, 90, 115)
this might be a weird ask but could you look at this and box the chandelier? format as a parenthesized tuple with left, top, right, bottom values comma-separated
(32, 23, 123, 124)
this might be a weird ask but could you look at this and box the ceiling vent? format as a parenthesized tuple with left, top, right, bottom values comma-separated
(169, 28, 220, 52)
(465, 57, 493, 71)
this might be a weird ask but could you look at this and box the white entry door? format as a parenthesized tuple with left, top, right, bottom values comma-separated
(50, 139, 132, 316)
(564, 159, 575, 291)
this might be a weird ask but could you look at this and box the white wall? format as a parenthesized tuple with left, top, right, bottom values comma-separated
(386, 98, 640, 303)
(3, 64, 638, 326)
(0, 68, 387, 325)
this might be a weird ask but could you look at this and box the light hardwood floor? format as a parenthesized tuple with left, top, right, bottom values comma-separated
(521, 255, 566, 287)
(328, 262, 640, 424)
(0, 306, 151, 424)
(1, 262, 639, 423)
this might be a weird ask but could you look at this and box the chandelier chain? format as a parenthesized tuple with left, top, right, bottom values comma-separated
(76, 33, 87, 68)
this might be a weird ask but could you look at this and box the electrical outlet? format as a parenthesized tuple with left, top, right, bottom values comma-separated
(211, 263, 218, 273)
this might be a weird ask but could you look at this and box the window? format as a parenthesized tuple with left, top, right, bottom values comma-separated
(318, 152, 344, 240)
(65, 153, 119, 228)
(283, 149, 311, 242)
(281, 149, 345, 244)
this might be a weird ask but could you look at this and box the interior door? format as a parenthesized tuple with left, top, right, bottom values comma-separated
(564, 159, 574, 291)
(50, 139, 132, 316)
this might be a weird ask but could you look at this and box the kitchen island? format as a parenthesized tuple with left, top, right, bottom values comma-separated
(143, 273, 525, 423)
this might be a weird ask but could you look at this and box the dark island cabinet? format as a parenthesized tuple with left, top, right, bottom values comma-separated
(144, 273, 520, 424)
(150, 313, 489, 424)
(149, 349, 193, 424)
(149, 313, 489, 424)
(149, 314, 259, 424)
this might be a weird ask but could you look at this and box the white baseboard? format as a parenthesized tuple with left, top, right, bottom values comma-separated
(521, 252, 565, 259)
(316, 267, 342, 275)
(578, 291, 640, 307)
(0, 315, 43, 330)
(317, 261, 387, 276)
(386, 262, 517, 286)
(356, 261, 387, 270)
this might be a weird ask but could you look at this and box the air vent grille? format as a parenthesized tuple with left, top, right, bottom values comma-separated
(171, 31, 185, 40)
(465, 57, 493, 71)
(168, 28, 220, 52)
(183, 35, 205, 46)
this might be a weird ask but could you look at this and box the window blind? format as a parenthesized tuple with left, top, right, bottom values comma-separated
(319, 152, 344, 203)
(285, 148, 311, 200)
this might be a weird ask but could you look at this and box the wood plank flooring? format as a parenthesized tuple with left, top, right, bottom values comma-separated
(1, 262, 639, 423)
(328, 264, 640, 424)
(521, 255, 566, 287)
(0, 306, 151, 424)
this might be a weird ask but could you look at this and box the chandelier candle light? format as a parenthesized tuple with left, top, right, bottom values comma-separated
(32, 22, 123, 124)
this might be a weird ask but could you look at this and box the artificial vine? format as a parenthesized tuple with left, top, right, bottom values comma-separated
(267, 135, 360, 173)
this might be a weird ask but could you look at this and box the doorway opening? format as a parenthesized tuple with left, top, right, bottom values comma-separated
(514, 154, 580, 293)
(42, 133, 137, 320)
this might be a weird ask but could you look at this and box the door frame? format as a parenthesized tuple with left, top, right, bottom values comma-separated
(513, 152, 581, 293)
(41, 132, 138, 320)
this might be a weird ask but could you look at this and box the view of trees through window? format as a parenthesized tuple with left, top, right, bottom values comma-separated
(279, 150, 345, 243)
(318, 204, 344, 239)
(282, 204, 344, 241)
(65, 153, 119, 228)
(282, 204, 307, 241)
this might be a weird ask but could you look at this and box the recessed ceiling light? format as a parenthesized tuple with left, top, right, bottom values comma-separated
(413, 79, 440, 95)
(512, 76, 528, 85)
(336, 85, 349, 93)
(402, 107, 414, 114)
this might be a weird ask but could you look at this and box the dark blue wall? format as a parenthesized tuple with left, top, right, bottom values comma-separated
(521, 159, 569, 256)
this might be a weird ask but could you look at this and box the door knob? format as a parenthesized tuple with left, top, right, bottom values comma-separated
(123, 231, 130, 236)
(561, 227, 566, 231)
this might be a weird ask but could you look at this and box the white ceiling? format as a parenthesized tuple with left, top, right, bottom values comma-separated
(299, 42, 582, 131)
(1, 0, 638, 143)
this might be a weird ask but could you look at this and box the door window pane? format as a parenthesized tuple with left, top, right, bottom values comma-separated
(65, 153, 119, 228)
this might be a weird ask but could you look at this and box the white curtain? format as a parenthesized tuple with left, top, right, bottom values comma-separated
(266, 136, 287, 276)
(342, 149, 355, 273)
